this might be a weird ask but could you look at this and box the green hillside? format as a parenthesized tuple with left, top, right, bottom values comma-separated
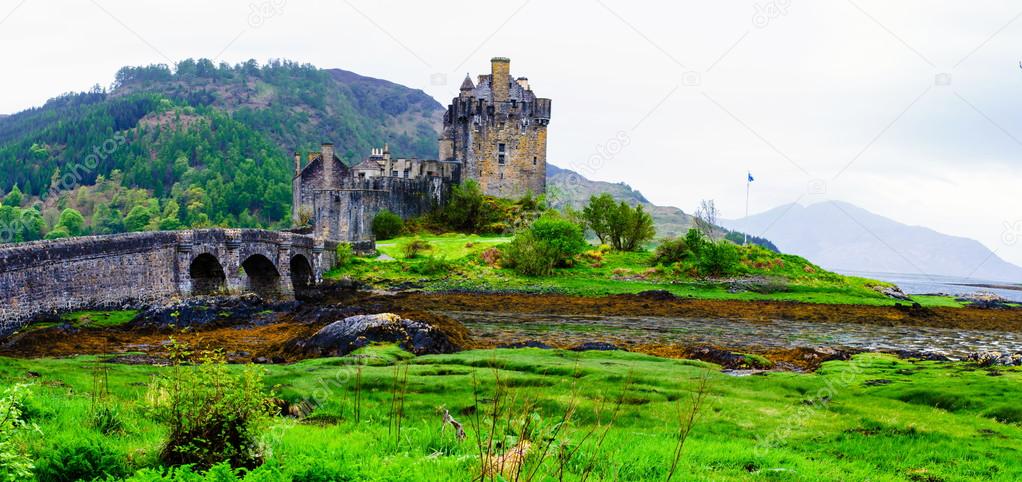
(0, 59, 443, 238)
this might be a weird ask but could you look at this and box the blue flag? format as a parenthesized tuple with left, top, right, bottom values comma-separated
(748, 172, 754, 182)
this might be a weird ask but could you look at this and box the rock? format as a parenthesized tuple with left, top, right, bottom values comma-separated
(863, 379, 892, 386)
(299, 313, 466, 357)
(683, 345, 773, 370)
(891, 350, 952, 362)
(873, 285, 911, 301)
(967, 352, 1022, 367)
(133, 293, 296, 329)
(956, 292, 1016, 309)
(569, 342, 623, 352)
(498, 340, 553, 350)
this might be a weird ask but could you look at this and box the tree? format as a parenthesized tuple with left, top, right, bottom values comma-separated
(56, 208, 86, 237)
(694, 199, 720, 239)
(581, 193, 617, 245)
(580, 195, 656, 251)
(372, 210, 404, 240)
(2, 184, 23, 207)
(44, 226, 70, 240)
(124, 204, 154, 232)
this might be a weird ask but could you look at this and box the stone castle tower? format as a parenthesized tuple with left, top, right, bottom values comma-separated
(439, 57, 552, 197)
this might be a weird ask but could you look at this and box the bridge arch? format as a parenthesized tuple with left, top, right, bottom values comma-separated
(189, 253, 227, 295)
(290, 254, 314, 293)
(241, 253, 282, 299)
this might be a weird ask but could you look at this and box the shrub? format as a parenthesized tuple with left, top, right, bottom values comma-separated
(502, 230, 558, 276)
(0, 384, 34, 481)
(33, 436, 129, 482)
(441, 180, 486, 231)
(503, 217, 587, 276)
(480, 247, 501, 267)
(652, 237, 692, 265)
(698, 240, 742, 277)
(402, 239, 433, 259)
(371, 210, 404, 240)
(409, 256, 454, 276)
(146, 341, 275, 470)
(335, 243, 354, 268)
(528, 217, 588, 263)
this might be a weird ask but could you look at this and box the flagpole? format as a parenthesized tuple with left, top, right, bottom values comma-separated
(744, 173, 750, 246)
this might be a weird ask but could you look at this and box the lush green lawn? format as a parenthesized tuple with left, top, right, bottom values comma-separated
(332, 234, 962, 308)
(2, 347, 1020, 481)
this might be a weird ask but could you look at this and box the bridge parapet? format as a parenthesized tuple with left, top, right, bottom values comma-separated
(0, 228, 346, 338)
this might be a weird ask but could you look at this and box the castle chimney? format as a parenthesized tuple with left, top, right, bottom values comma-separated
(294, 151, 301, 176)
(491, 57, 510, 103)
(516, 77, 530, 91)
(321, 142, 335, 187)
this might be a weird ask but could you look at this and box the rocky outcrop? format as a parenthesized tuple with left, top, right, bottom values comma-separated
(967, 352, 1022, 367)
(298, 313, 467, 357)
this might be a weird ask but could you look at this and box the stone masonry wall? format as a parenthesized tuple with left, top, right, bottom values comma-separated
(0, 229, 342, 339)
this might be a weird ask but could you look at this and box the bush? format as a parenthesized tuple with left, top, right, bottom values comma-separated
(480, 247, 501, 267)
(698, 240, 742, 277)
(409, 256, 454, 276)
(402, 239, 433, 259)
(503, 217, 587, 276)
(33, 437, 129, 482)
(529, 217, 588, 263)
(441, 180, 486, 231)
(146, 342, 275, 470)
(0, 384, 34, 481)
(652, 237, 693, 265)
(335, 243, 354, 268)
(371, 210, 403, 240)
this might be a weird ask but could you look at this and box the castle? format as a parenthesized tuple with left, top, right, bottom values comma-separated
(291, 57, 551, 242)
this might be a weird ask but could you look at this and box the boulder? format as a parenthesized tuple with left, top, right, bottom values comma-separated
(300, 313, 466, 357)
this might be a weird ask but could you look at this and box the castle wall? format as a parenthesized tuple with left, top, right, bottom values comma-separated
(313, 177, 450, 242)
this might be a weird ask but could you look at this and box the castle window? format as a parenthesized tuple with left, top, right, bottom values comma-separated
(498, 143, 506, 164)
(533, 156, 537, 166)
(391, 170, 398, 177)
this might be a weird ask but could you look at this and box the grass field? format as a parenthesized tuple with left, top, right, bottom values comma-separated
(2, 346, 1020, 481)
(330, 234, 963, 308)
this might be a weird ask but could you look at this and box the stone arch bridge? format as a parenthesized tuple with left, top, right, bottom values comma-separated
(0, 229, 343, 338)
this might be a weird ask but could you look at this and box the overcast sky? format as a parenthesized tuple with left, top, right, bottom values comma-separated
(1, 0, 1021, 267)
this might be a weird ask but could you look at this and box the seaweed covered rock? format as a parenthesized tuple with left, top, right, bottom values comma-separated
(133, 294, 295, 329)
(300, 313, 467, 357)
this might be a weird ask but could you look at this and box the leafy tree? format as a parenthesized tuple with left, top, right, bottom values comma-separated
(56, 208, 86, 236)
(44, 226, 70, 240)
(2, 184, 22, 207)
(581, 194, 655, 251)
(372, 210, 404, 240)
(124, 204, 156, 232)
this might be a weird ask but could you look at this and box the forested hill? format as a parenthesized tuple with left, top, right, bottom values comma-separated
(0, 59, 443, 241)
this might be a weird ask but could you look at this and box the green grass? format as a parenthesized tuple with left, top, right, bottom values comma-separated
(2, 349, 1020, 481)
(330, 234, 960, 307)
(22, 310, 140, 333)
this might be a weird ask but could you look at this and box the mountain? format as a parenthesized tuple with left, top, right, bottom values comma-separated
(0, 59, 443, 233)
(723, 201, 1022, 282)
(546, 164, 697, 238)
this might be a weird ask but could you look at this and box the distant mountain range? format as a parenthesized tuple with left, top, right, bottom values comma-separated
(723, 201, 1022, 282)
(546, 164, 697, 238)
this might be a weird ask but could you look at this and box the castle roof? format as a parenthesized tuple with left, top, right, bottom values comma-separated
(460, 74, 475, 91)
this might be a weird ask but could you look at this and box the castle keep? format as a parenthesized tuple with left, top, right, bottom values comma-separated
(440, 57, 551, 198)
(292, 57, 551, 242)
